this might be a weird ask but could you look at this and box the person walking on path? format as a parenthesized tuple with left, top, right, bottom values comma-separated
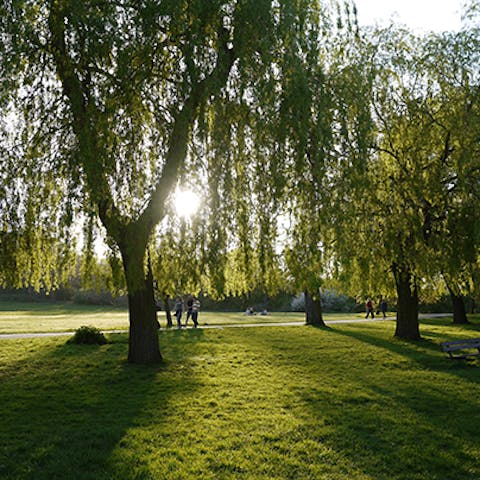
(379, 296, 387, 318)
(365, 298, 375, 319)
(174, 297, 184, 328)
(185, 297, 194, 326)
(191, 297, 200, 328)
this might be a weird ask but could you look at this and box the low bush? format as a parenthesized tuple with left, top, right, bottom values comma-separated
(67, 325, 107, 345)
(291, 290, 357, 312)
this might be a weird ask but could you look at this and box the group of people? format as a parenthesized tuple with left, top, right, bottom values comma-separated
(174, 296, 201, 328)
(244, 307, 269, 316)
(365, 296, 387, 319)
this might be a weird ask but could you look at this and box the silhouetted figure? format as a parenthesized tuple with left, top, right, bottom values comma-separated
(379, 296, 387, 318)
(185, 297, 197, 327)
(365, 298, 375, 319)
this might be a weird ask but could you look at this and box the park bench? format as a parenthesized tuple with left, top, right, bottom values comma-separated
(441, 338, 480, 360)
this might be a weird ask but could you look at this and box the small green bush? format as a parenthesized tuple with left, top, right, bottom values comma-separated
(68, 325, 107, 345)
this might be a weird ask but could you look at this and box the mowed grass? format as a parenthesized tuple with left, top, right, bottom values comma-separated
(0, 300, 366, 334)
(1, 313, 480, 480)
(0, 301, 129, 334)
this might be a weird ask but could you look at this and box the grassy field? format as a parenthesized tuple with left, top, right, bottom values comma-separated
(0, 306, 479, 480)
(0, 300, 369, 334)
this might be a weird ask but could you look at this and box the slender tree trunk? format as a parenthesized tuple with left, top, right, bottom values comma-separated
(304, 289, 325, 326)
(392, 264, 420, 340)
(122, 247, 162, 364)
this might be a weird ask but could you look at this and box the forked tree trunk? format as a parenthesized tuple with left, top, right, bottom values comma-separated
(392, 264, 420, 340)
(304, 289, 326, 327)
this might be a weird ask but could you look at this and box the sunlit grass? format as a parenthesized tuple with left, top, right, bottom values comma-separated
(1, 315, 479, 479)
(0, 301, 129, 334)
(0, 301, 368, 334)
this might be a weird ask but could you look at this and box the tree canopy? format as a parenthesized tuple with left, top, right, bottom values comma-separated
(1, 0, 358, 362)
(1, 0, 479, 359)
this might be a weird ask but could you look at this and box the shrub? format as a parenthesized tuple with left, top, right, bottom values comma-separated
(72, 289, 115, 305)
(321, 289, 357, 312)
(291, 290, 357, 313)
(291, 293, 306, 312)
(68, 325, 107, 345)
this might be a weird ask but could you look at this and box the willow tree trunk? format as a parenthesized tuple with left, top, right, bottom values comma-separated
(393, 264, 420, 340)
(122, 247, 162, 364)
(304, 289, 325, 326)
(443, 279, 469, 324)
(448, 290, 469, 325)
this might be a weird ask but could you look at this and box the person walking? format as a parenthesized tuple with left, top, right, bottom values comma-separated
(185, 297, 194, 326)
(379, 296, 387, 318)
(365, 298, 375, 319)
(191, 297, 200, 328)
(174, 297, 183, 328)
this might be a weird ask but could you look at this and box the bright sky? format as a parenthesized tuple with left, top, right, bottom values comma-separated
(354, 0, 465, 32)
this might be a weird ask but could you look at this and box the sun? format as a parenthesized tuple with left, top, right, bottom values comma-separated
(174, 188, 201, 218)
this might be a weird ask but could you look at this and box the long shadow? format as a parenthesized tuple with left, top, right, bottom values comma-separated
(327, 322, 480, 381)
(313, 326, 480, 478)
(235, 324, 480, 479)
(0, 333, 201, 480)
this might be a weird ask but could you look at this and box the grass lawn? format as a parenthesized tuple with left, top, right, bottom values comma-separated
(1, 310, 480, 479)
(0, 300, 368, 334)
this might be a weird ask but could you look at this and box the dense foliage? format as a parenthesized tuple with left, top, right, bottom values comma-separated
(1, 0, 479, 353)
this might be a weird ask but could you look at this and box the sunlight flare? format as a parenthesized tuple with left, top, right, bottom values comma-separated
(174, 188, 200, 218)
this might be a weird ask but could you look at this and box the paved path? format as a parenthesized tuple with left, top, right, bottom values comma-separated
(0, 314, 452, 340)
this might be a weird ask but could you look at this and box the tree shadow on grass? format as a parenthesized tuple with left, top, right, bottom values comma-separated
(309, 326, 480, 478)
(328, 322, 480, 376)
(295, 377, 480, 480)
(238, 325, 480, 479)
(0, 334, 200, 480)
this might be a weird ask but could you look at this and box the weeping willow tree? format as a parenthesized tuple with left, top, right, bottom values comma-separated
(422, 26, 480, 324)
(339, 20, 480, 339)
(276, 1, 373, 326)
(2, 0, 350, 363)
(146, 1, 363, 318)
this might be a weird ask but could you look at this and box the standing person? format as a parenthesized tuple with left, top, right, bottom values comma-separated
(379, 296, 387, 318)
(191, 296, 201, 328)
(185, 296, 194, 326)
(174, 297, 183, 328)
(365, 298, 375, 319)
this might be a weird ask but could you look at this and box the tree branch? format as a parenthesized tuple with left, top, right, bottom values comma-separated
(137, 26, 237, 235)
(48, 0, 125, 242)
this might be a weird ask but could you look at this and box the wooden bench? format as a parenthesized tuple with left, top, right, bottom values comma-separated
(441, 338, 480, 359)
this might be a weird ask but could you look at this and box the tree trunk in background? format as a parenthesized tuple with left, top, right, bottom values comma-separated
(446, 288, 469, 325)
(304, 289, 326, 326)
(451, 294, 468, 324)
(393, 264, 420, 340)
